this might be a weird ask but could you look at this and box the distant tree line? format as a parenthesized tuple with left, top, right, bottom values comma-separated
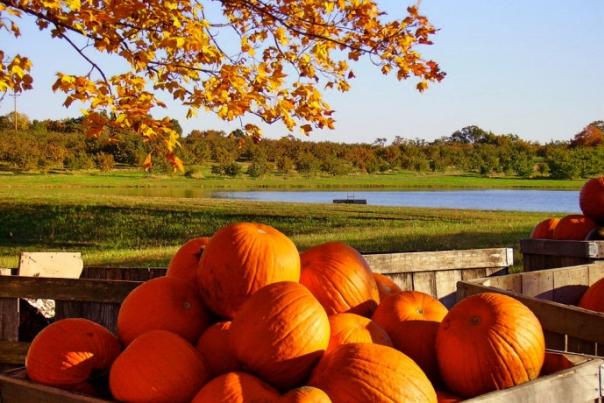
(1, 112, 603, 179)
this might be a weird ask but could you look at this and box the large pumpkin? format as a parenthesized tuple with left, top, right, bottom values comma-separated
(191, 372, 279, 403)
(300, 242, 379, 316)
(166, 236, 210, 286)
(530, 218, 560, 239)
(436, 293, 545, 397)
(552, 214, 598, 240)
(578, 277, 604, 312)
(109, 330, 209, 403)
(198, 222, 300, 319)
(309, 343, 437, 403)
(580, 177, 604, 225)
(117, 276, 209, 345)
(371, 290, 447, 381)
(282, 386, 332, 402)
(327, 313, 392, 352)
(373, 273, 402, 300)
(196, 321, 240, 376)
(26, 318, 120, 388)
(230, 282, 330, 389)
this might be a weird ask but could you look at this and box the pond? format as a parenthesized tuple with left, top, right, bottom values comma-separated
(211, 190, 580, 213)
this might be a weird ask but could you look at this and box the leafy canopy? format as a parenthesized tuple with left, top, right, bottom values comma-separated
(0, 0, 444, 169)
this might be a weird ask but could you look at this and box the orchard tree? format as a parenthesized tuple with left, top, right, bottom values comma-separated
(0, 0, 444, 170)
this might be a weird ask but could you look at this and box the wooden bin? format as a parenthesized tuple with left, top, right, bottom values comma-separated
(0, 352, 601, 403)
(457, 262, 604, 356)
(521, 239, 604, 271)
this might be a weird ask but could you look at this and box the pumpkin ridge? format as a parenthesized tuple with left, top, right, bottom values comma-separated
(269, 299, 323, 355)
(489, 328, 529, 387)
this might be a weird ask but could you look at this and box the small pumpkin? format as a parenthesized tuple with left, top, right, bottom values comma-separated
(166, 236, 210, 286)
(580, 176, 604, 225)
(436, 390, 463, 403)
(372, 290, 448, 381)
(540, 352, 574, 376)
(327, 313, 392, 353)
(309, 343, 436, 403)
(117, 276, 209, 345)
(230, 282, 330, 390)
(530, 218, 560, 239)
(110, 330, 209, 403)
(191, 372, 279, 403)
(282, 386, 332, 403)
(26, 318, 120, 388)
(301, 242, 379, 317)
(373, 273, 402, 300)
(436, 293, 545, 397)
(552, 214, 598, 240)
(196, 321, 240, 376)
(198, 222, 300, 319)
(578, 277, 604, 313)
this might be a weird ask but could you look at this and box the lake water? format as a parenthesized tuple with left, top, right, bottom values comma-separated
(211, 190, 580, 213)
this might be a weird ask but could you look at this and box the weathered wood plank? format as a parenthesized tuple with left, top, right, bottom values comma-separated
(0, 341, 30, 365)
(0, 369, 111, 403)
(0, 277, 139, 303)
(520, 239, 604, 259)
(364, 248, 513, 274)
(435, 270, 461, 308)
(387, 273, 413, 292)
(552, 266, 589, 305)
(0, 298, 18, 342)
(411, 272, 436, 297)
(19, 253, 83, 279)
(521, 270, 554, 300)
(464, 358, 604, 402)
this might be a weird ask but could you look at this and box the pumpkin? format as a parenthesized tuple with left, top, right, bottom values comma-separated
(327, 313, 392, 352)
(552, 214, 598, 240)
(436, 390, 462, 403)
(540, 352, 574, 376)
(371, 290, 447, 381)
(198, 222, 300, 319)
(373, 273, 402, 299)
(230, 281, 330, 389)
(436, 293, 545, 397)
(530, 218, 560, 239)
(580, 176, 604, 225)
(117, 276, 209, 345)
(191, 372, 279, 403)
(26, 318, 120, 388)
(300, 242, 379, 316)
(578, 277, 604, 312)
(309, 343, 437, 403)
(196, 321, 240, 376)
(109, 330, 209, 403)
(166, 236, 210, 286)
(282, 386, 332, 403)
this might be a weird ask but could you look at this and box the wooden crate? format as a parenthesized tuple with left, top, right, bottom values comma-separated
(0, 352, 601, 403)
(457, 262, 604, 356)
(521, 239, 604, 271)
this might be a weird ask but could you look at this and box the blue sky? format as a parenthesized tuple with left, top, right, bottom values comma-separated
(1, 1, 603, 143)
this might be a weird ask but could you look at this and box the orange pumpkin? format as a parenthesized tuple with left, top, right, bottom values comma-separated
(436, 293, 545, 397)
(580, 176, 604, 225)
(196, 321, 240, 376)
(327, 313, 392, 352)
(198, 222, 300, 319)
(26, 318, 120, 388)
(552, 214, 598, 240)
(191, 372, 279, 403)
(117, 276, 209, 345)
(578, 277, 604, 312)
(530, 218, 560, 239)
(300, 242, 379, 316)
(110, 330, 209, 403)
(373, 273, 402, 299)
(230, 282, 330, 389)
(309, 343, 437, 403)
(282, 386, 332, 402)
(540, 352, 574, 376)
(436, 390, 462, 403)
(166, 236, 210, 286)
(371, 290, 447, 381)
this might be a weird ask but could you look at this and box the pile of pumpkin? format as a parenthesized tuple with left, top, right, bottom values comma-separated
(25, 223, 558, 402)
(530, 176, 604, 240)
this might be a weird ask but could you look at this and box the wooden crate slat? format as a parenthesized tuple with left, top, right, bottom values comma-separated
(520, 270, 554, 300)
(364, 247, 512, 274)
(520, 239, 603, 258)
(0, 299, 18, 342)
(0, 277, 139, 303)
(435, 269, 461, 308)
(464, 358, 604, 402)
(0, 342, 29, 365)
(410, 272, 437, 298)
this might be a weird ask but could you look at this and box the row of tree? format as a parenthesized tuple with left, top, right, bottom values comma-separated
(0, 113, 603, 179)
